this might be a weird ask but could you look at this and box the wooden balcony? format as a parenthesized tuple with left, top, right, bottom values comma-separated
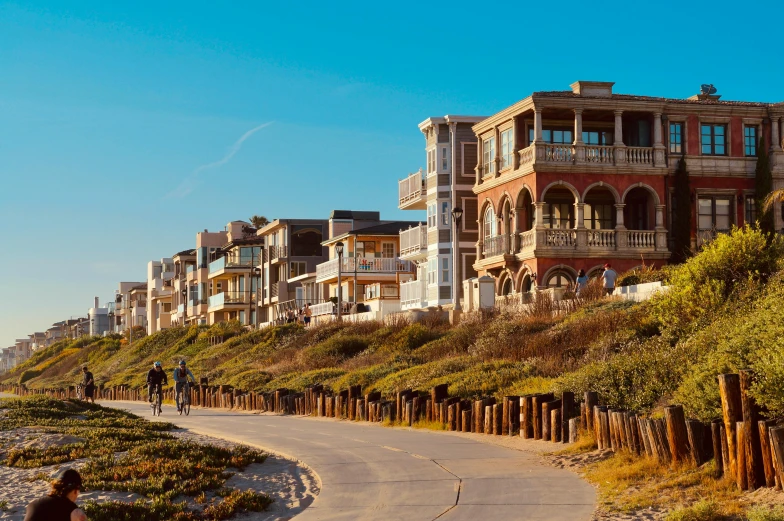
(398, 169, 426, 210)
(399, 224, 427, 260)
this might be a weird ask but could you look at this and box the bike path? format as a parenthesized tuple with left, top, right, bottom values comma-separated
(108, 401, 595, 521)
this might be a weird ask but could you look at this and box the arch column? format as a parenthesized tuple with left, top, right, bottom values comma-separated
(573, 108, 585, 163)
(615, 203, 627, 249)
(533, 108, 545, 161)
(614, 110, 626, 165)
(772, 117, 782, 151)
(653, 112, 666, 166)
(575, 202, 587, 250)
(655, 204, 668, 251)
(510, 208, 519, 254)
(534, 201, 546, 249)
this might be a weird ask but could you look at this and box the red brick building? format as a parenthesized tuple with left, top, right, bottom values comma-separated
(470, 81, 784, 294)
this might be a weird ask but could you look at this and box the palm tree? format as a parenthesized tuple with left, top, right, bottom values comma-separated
(249, 215, 270, 229)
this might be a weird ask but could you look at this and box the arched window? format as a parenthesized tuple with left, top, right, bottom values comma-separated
(483, 207, 496, 243)
(546, 270, 573, 289)
(501, 277, 513, 296)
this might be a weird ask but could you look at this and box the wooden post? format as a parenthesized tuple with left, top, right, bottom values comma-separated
(551, 409, 562, 442)
(532, 393, 553, 440)
(502, 397, 510, 435)
(718, 374, 743, 480)
(430, 384, 448, 421)
(484, 405, 493, 434)
(462, 410, 471, 433)
(521, 395, 533, 438)
(759, 420, 778, 488)
(542, 400, 560, 443)
(638, 417, 653, 457)
(584, 391, 598, 431)
(739, 370, 764, 489)
(665, 406, 690, 464)
(686, 419, 706, 466)
(711, 420, 725, 476)
(737, 422, 749, 490)
(561, 392, 574, 444)
(568, 417, 579, 443)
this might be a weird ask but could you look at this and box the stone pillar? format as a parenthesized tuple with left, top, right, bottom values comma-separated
(534, 202, 546, 248)
(475, 139, 483, 184)
(534, 108, 545, 162)
(655, 204, 665, 228)
(573, 108, 585, 163)
(493, 128, 501, 177)
(772, 117, 782, 151)
(510, 209, 519, 254)
(655, 204, 668, 251)
(575, 202, 587, 249)
(615, 203, 627, 248)
(512, 116, 520, 170)
(653, 112, 666, 167)
(476, 241, 483, 261)
(614, 110, 626, 165)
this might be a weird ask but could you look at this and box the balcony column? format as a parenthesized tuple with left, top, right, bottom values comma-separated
(533, 108, 545, 162)
(614, 203, 627, 249)
(510, 209, 519, 254)
(534, 201, 546, 248)
(614, 110, 626, 165)
(573, 108, 585, 163)
(655, 204, 668, 251)
(512, 116, 520, 170)
(493, 128, 501, 177)
(653, 112, 666, 167)
(575, 202, 587, 250)
(475, 139, 483, 184)
(772, 117, 782, 151)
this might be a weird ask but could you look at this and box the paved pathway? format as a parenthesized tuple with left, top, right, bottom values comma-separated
(106, 401, 595, 521)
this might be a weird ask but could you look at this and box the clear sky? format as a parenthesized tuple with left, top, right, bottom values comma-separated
(1, 0, 781, 347)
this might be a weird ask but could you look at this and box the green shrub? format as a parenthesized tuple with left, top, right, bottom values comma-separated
(665, 500, 723, 521)
(746, 505, 784, 521)
(300, 335, 369, 369)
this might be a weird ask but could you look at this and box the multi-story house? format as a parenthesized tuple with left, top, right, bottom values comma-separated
(171, 249, 196, 327)
(1, 347, 14, 373)
(185, 229, 229, 326)
(469, 80, 784, 295)
(206, 221, 263, 326)
(255, 218, 329, 326)
(14, 338, 33, 365)
(147, 258, 174, 334)
(44, 325, 64, 347)
(65, 318, 89, 339)
(397, 116, 486, 311)
(313, 211, 418, 320)
(113, 282, 146, 332)
(128, 284, 148, 330)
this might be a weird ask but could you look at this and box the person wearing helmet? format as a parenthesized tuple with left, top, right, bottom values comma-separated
(173, 360, 196, 413)
(25, 468, 88, 521)
(146, 361, 168, 405)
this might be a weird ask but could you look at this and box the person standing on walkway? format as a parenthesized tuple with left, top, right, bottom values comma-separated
(81, 366, 95, 404)
(601, 263, 618, 296)
(304, 303, 312, 326)
(25, 468, 88, 521)
(574, 269, 589, 297)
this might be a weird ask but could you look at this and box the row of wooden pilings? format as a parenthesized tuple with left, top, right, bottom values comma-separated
(4, 368, 783, 493)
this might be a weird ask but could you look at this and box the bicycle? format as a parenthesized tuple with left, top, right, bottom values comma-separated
(178, 381, 191, 416)
(150, 386, 162, 416)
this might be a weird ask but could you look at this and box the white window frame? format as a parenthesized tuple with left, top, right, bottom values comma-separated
(482, 136, 495, 176)
(427, 203, 437, 229)
(441, 257, 449, 283)
(381, 242, 395, 258)
(500, 129, 513, 169)
(441, 147, 448, 171)
(440, 201, 450, 227)
(483, 206, 496, 243)
(289, 261, 307, 278)
(427, 258, 437, 285)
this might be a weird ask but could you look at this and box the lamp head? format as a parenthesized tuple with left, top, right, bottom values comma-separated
(451, 206, 463, 223)
(335, 241, 344, 256)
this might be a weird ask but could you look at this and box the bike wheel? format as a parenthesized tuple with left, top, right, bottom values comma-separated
(184, 398, 190, 416)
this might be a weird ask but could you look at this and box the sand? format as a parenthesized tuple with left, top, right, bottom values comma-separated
(0, 427, 319, 521)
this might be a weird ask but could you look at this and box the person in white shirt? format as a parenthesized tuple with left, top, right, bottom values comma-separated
(601, 263, 618, 296)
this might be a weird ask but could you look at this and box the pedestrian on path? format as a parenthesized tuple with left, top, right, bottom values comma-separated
(574, 269, 589, 296)
(81, 366, 95, 404)
(601, 263, 617, 296)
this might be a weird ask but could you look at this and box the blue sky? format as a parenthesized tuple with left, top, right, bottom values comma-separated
(1, 0, 781, 346)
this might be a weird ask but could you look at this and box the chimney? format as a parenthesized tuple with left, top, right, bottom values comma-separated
(94, 297, 100, 309)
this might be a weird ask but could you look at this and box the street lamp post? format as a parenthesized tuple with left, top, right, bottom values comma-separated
(335, 241, 344, 321)
(181, 288, 188, 325)
(252, 267, 261, 329)
(451, 207, 464, 311)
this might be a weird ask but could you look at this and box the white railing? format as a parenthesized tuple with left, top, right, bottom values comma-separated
(316, 257, 412, 281)
(398, 169, 425, 206)
(545, 229, 576, 247)
(627, 230, 656, 249)
(311, 301, 335, 317)
(625, 147, 654, 165)
(365, 283, 399, 300)
(400, 279, 424, 308)
(585, 145, 614, 164)
(518, 145, 534, 167)
(399, 224, 427, 257)
(519, 229, 536, 252)
(587, 229, 616, 248)
(483, 234, 509, 257)
(544, 144, 572, 162)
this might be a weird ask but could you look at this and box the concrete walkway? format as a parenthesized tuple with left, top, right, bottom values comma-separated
(106, 401, 595, 521)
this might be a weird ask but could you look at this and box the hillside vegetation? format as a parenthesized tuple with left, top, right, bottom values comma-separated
(6, 226, 784, 423)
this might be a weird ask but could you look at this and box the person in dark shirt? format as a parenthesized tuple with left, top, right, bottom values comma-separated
(25, 468, 88, 521)
(147, 361, 168, 404)
(81, 366, 95, 404)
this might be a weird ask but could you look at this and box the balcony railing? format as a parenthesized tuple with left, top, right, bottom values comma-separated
(516, 143, 656, 170)
(519, 229, 536, 253)
(400, 224, 427, 257)
(311, 301, 336, 317)
(207, 291, 252, 308)
(208, 256, 256, 274)
(627, 230, 656, 249)
(186, 265, 195, 274)
(483, 234, 509, 257)
(398, 169, 425, 207)
(268, 245, 287, 262)
(586, 229, 616, 248)
(400, 279, 425, 309)
(365, 283, 399, 301)
(545, 229, 576, 247)
(316, 257, 412, 282)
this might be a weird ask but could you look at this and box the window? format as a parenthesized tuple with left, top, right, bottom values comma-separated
(427, 203, 437, 228)
(441, 258, 449, 283)
(529, 128, 573, 145)
(382, 243, 395, 258)
(440, 201, 450, 226)
(483, 207, 496, 243)
(442, 148, 448, 171)
(427, 258, 437, 285)
(482, 136, 495, 176)
(356, 241, 376, 258)
(500, 129, 513, 169)
(546, 271, 572, 289)
(289, 261, 307, 278)
(745, 195, 757, 225)
(584, 204, 613, 229)
(583, 130, 613, 145)
(291, 224, 323, 256)
(669, 123, 683, 154)
(544, 203, 573, 229)
(698, 196, 733, 231)
(701, 124, 727, 155)
(427, 149, 436, 174)
(744, 126, 758, 157)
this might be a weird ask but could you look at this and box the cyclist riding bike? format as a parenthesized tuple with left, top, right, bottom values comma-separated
(173, 360, 196, 413)
(146, 361, 168, 409)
